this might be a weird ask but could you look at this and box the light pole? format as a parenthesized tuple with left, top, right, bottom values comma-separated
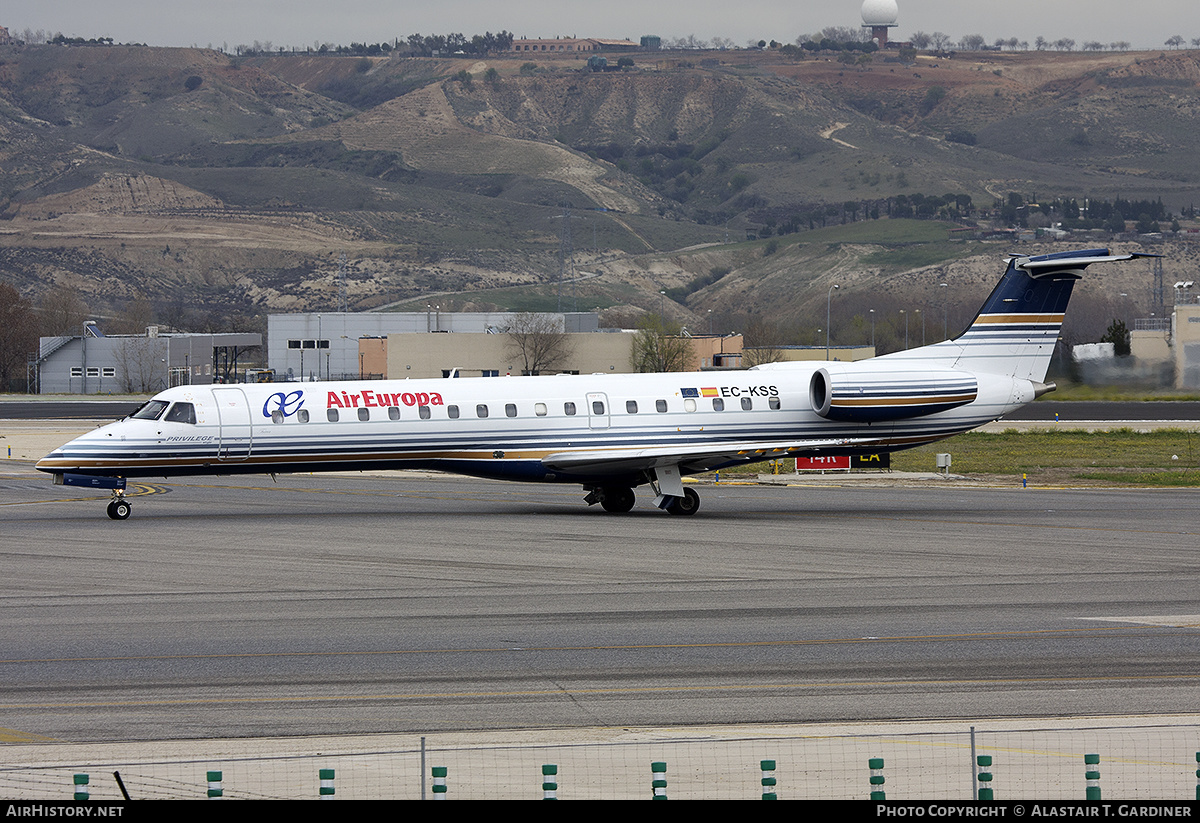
(869, 309, 875, 350)
(826, 284, 839, 360)
(900, 310, 908, 350)
(939, 283, 948, 341)
(80, 320, 95, 393)
(916, 308, 924, 347)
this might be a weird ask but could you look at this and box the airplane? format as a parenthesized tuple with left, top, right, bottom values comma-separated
(37, 247, 1152, 520)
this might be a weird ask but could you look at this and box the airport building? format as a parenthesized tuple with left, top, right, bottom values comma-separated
(267, 312, 600, 381)
(359, 331, 744, 380)
(33, 326, 262, 394)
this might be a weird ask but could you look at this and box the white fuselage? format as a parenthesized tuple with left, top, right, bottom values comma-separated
(37, 366, 1030, 485)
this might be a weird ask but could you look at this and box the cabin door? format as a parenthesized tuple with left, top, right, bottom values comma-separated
(212, 387, 253, 461)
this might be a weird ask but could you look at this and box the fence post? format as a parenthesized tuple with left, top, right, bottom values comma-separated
(651, 761, 667, 799)
(72, 774, 88, 801)
(542, 764, 558, 800)
(432, 765, 448, 799)
(760, 759, 777, 800)
(1084, 754, 1101, 800)
(207, 770, 223, 798)
(976, 755, 994, 800)
(869, 757, 885, 800)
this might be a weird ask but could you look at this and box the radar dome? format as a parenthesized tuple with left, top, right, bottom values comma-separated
(861, 0, 899, 26)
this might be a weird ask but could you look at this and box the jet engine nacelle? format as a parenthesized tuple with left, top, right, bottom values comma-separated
(809, 364, 979, 422)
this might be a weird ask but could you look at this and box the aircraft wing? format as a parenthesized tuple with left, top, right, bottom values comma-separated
(542, 437, 876, 476)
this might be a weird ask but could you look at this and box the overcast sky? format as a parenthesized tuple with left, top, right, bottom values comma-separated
(4, 1, 1197, 52)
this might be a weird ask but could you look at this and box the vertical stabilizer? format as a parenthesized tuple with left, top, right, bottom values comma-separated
(882, 248, 1154, 383)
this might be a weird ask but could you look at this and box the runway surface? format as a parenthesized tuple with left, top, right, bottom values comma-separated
(2, 467, 1198, 744)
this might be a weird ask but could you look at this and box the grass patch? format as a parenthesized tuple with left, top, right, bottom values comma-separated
(1072, 470, 1200, 486)
(1035, 382, 1200, 402)
(793, 218, 956, 245)
(890, 428, 1200, 475)
(706, 428, 1200, 485)
(859, 241, 977, 272)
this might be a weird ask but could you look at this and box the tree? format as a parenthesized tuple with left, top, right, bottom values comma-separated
(503, 312, 573, 375)
(0, 282, 38, 392)
(37, 286, 88, 336)
(1165, 35, 1185, 49)
(630, 315, 691, 373)
(1100, 319, 1130, 357)
(741, 317, 786, 367)
(116, 337, 166, 393)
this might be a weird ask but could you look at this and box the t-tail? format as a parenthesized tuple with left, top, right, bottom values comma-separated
(878, 248, 1157, 384)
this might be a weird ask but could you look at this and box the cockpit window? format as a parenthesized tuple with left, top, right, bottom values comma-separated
(165, 402, 196, 424)
(130, 400, 169, 421)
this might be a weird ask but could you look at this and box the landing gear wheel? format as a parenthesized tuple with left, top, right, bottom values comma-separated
(666, 487, 700, 517)
(599, 486, 636, 513)
(107, 499, 131, 520)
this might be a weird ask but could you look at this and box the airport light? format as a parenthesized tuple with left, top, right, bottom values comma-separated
(826, 284, 839, 360)
(939, 283, 948, 341)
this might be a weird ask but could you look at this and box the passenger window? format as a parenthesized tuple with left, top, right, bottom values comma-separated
(564, 402, 576, 415)
(626, 400, 638, 414)
(165, 402, 196, 424)
(297, 409, 309, 423)
(388, 406, 401, 421)
(327, 408, 339, 422)
(592, 401, 605, 415)
(741, 397, 753, 411)
(769, 397, 781, 410)
(419, 405, 431, 419)
(506, 403, 517, 418)
(357, 407, 370, 421)
(477, 404, 489, 418)
(535, 403, 547, 417)
(684, 398, 697, 413)
(712, 398, 724, 411)
(656, 399, 667, 413)
(448, 405, 460, 419)
(270, 410, 284, 424)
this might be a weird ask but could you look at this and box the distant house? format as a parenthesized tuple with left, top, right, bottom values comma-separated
(510, 37, 638, 54)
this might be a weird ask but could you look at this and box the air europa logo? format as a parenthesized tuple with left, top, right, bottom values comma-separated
(327, 389, 445, 409)
(263, 390, 305, 418)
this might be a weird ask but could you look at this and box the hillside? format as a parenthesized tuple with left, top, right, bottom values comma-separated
(0, 43, 1197, 343)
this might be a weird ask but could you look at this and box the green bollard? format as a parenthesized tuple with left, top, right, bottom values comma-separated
(976, 755, 993, 800)
(869, 757, 885, 800)
(760, 759, 777, 800)
(651, 761, 667, 800)
(432, 765, 448, 799)
(542, 764, 558, 800)
(207, 770, 223, 798)
(1084, 753, 1100, 800)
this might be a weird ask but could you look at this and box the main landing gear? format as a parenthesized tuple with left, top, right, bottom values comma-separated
(583, 484, 701, 516)
(106, 491, 131, 520)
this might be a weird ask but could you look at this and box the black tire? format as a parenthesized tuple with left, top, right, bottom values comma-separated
(666, 487, 700, 516)
(107, 500, 131, 520)
(600, 486, 636, 513)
